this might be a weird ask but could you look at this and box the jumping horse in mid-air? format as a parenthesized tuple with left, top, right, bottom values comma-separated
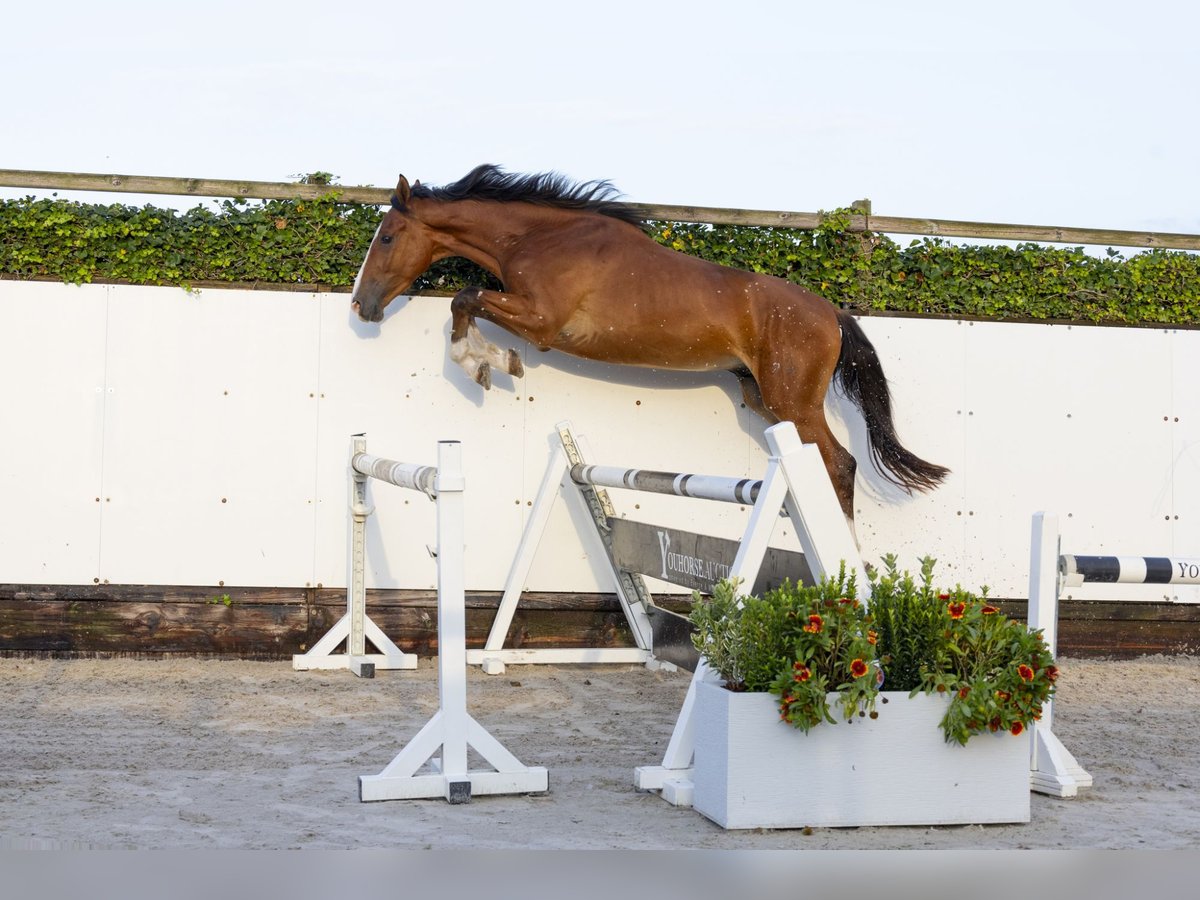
(349, 164, 948, 526)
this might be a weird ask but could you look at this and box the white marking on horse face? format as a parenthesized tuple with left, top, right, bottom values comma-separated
(351, 223, 382, 300)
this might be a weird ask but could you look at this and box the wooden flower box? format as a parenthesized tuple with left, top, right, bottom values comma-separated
(691, 680, 1030, 830)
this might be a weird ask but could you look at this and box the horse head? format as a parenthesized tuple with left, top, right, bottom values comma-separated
(350, 175, 435, 323)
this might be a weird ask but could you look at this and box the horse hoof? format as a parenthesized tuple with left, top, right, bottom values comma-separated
(507, 350, 524, 378)
(476, 362, 492, 390)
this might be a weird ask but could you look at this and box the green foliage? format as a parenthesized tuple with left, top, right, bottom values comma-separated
(687, 578, 789, 693)
(691, 557, 1058, 746)
(0, 194, 496, 292)
(919, 590, 1057, 746)
(651, 216, 1200, 326)
(866, 553, 948, 692)
(2, 192, 1197, 326)
(690, 567, 879, 734)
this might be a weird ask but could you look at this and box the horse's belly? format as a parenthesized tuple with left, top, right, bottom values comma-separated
(554, 325, 740, 371)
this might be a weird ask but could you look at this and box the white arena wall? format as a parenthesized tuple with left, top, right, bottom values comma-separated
(1, 280, 1197, 603)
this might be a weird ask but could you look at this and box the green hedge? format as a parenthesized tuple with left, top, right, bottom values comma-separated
(2, 195, 1197, 326)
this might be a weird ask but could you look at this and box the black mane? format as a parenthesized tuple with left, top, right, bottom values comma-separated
(408, 164, 644, 226)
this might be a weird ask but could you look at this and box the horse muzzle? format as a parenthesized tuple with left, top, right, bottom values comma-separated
(350, 299, 385, 323)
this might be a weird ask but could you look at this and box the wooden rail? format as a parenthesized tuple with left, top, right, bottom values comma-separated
(3, 167, 1199, 252)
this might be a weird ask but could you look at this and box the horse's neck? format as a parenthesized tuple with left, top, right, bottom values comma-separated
(416, 200, 569, 276)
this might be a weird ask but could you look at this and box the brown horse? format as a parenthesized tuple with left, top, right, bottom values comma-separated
(350, 164, 948, 524)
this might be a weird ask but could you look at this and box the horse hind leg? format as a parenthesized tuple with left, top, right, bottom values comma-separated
(752, 367, 861, 540)
(450, 288, 524, 389)
(733, 368, 779, 425)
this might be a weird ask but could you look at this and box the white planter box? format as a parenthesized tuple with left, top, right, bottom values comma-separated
(692, 681, 1030, 830)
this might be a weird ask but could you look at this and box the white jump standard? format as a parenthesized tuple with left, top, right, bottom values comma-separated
(354, 438, 548, 803)
(1027, 512, 1100, 798)
(292, 435, 420, 677)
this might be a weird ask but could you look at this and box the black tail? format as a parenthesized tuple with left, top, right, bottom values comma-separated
(834, 311, 949, 493)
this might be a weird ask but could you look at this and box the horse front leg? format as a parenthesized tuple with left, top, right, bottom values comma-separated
(449, 288, 526, 389)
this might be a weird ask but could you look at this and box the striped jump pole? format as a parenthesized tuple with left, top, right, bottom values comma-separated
(570, 465, 763, 506)
(1061, 554, 1200, 586)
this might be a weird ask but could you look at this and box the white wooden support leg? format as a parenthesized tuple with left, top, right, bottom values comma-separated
(1028, 512, 1092, 797)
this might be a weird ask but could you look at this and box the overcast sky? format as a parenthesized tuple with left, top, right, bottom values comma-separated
(3, 0, 1197, 239)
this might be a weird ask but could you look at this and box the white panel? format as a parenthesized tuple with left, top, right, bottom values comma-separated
(849, 316, 969, 584)
(98, 286, 320, 585)
(314, 296, 525, 591)
(2, 282, 1196, 603)
(1167, 328, 1200, 603)
(0, 282, 106, 583)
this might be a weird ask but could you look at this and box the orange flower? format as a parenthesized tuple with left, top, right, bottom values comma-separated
(995, 690, 1011, 702)
(1018, 664, 1035, 682)
(802, 614, 824, 634)
(849, 658, 868, 679)
(1010, 722, 1025, 736)
(1045, 665, 1060, 682)
(867, 630, 878, 645)
(947, 601, 966, 619)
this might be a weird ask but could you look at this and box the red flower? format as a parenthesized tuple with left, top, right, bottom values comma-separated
(793, 664, 812, 683)
(958, 686, 970, 699)
(849, 658, 868, 679)
(1018, 664, 1035, 682)
(938, 592, 951, 600)
(995, 690, 1011, 702)
(803, 614, 824, 634)
(1045, 665, 1060, 682)
(981, 605, 999, 615)
(1010, 722, 1025, 736)
(947, 601, 966, 620)
(989, 717, 1001, 732)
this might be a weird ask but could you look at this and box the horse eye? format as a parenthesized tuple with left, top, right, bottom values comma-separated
(380, 233, 394, 245)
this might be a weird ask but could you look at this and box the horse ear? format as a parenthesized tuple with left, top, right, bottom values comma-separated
(394, 175, 412, 208)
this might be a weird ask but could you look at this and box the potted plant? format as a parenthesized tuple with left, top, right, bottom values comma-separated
(688, 559, 1055, 830)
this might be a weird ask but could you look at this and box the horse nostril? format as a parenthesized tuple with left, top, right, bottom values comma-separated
(351, 300, 361, 312)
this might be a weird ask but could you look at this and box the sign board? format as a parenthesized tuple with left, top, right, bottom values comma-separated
(608, 518, 813, 596)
